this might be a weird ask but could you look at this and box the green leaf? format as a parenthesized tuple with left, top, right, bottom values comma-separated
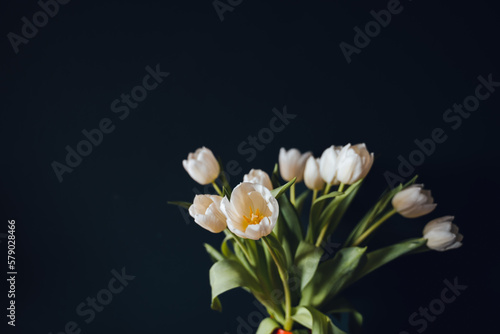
(319, 180, 363, 239)
(352, 238, 427, 282)
(271, 163, 281, 188)
(306, 191, 343, 243)
(263, 233, 288, 274)
(212, 296, 222, 312)
(256, 317, 281, 334)
(221, 236, 234, 258)
(222, 186, 231, 200)
(345, 185, 402, 246)
(167, 201, 192, 209)
(217, 157, 232, 194)
(325, 298, 363, 334)
(271, 177, 297, 199)
(296, 190, 311, 216)
(209, 259, 261, 311)
(204, 243, 224, 262)
(294, 241, 324, 291)
(292, 306, 346, 334)
(301, 247, 366, 308)
(277, 193, 304, 255)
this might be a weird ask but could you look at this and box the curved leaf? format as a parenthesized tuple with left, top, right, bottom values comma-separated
(295, 189, 311, 216)
(256, 317, 281, 334)
(352, 238, 427, 282)
(301, 247, 366, 308)
(167, 201, 192, 209)
(325, 298, 363, 334)
(292, 306, 346, 334)
(271, 177, 297, 199)
(277, 193, 304, 254)
(209, 259, 260, 311)
(294, 241, 323, 291)
(204, 243, 224, 262)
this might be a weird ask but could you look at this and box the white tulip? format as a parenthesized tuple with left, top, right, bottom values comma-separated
(279, 148, 312, 182)
(243, 169, 273, 191)
(319, 145, 342, 185)
(304, 156, 325, 190)
(336, 143, 374, 185)
(182, 147, 220, 185)
(392, 184, 437, 218)
(220, 182, 279, 240)
(423, 216, 463, 251)
(189, 195, 227, 233)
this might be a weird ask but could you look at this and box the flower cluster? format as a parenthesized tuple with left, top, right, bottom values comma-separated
(173, 144, 463, 334)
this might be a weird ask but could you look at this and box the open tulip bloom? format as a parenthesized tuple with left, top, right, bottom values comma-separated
(170, 145, 463, 334)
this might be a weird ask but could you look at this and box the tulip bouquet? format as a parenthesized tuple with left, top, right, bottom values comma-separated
(170, 145, 463, 334)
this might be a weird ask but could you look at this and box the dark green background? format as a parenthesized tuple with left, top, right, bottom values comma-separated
(1, 0, 499, 333)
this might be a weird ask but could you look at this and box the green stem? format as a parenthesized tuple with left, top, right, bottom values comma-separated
(262, 237, 293, 331)
(227, 230, 254, 266)
(290, 183, 296, 206)
(351, 209, 397, 247)
(312, 189, 318, 203)
(323, 183, 332, 196)
(315, 183, 346, 247)
(315, 222, 328, 248)
(212, 181, 223, 196)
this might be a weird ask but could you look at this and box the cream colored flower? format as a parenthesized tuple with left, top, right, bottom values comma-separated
(336, 143, 374, 185)
(182, 147, 220, 185)
(279, 148, 312, 182)
(392, 184, 437, 218)
(304, 156, 325, 190)
(243, 169, 273, 191)
(423, 216, 463, 251)
(220, 182, 279, 240)
(319, 145, 342, 185)
(189, 195, 227, 233)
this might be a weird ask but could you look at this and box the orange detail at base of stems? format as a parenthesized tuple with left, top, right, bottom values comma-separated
(276, 330, 293, 334)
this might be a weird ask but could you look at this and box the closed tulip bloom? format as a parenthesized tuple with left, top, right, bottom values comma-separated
(183, 147, 220, 185)
(304, 156, 325, 190)
(423, 216, 463, 251)
(392, 184, 437, 218)
(336, 143, 374, 185)
(279, 148, 312, 182)
(319, 145, 342, 185)
(243, 169, 273, 191)
(220, 182, 279, 240)
(189, 195, 227, 233)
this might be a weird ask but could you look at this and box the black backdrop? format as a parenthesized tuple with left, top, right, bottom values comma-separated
(1, 0, 499, 333)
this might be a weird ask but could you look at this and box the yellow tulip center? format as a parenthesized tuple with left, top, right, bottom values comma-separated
(242, 206, 265, 227)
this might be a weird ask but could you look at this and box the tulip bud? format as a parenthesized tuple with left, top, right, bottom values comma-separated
(392, 184, 437, 218)
(243, 169, 273, 190)
(423, 216, 463, 251)
(278, 148, 312, 182)
(319, 145, 342, 185)
(189, 195, 227, 233)
(336, 143, 374, 185)
(304, 156, 325, 190)
(221, 182, 279, 240)
(182, 147, 220, 185)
